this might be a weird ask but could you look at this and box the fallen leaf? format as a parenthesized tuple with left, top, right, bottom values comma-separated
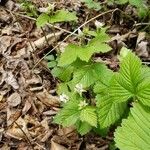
(7, 93, 21, 107)
(51, 140, 68, 150)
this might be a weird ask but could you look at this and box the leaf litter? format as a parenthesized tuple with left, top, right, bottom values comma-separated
(0, 0, 150, 150)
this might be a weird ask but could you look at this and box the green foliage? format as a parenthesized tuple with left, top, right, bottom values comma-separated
(36, 9, 77, 27)
(82, 0, 101, 11)
(53, 44, 150, 149)
(115, 103, 150, 150)
(58, 28, 111, 66)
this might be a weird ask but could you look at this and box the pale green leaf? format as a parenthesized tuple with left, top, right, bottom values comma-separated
(36, 13, 49, 27)
(49, 9, 77, 23)
(53, 99, 80, 127)
(96, 95, 127, 128)
(80, 106, 97, 127)
(76, 121, 92, 135)
(137, 79, 150, 107)
(115, 103, 150, 150)
(72, 63, 108, 88)
(119, 51, 142, 93)
(110, 74, 133, 103)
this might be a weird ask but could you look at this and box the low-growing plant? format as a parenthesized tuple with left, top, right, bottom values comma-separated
(51, 26, 150, 149)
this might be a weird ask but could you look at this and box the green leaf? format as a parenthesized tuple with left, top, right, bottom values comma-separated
(76, 121, 92, 135)
(129, 0, 144, 7)
(119, 51, 142, 93)
(115, 103, 150, 150)
(36, 13, 49, 27)
(53, 99, 80, 127)
(80, 106, 97, 127)
(49, 9, 77, 23)
(110, 74, 133, 103)
(72, 63, 108, 88)
(137, 78, 150, 107)
(82, 0, 101, 11)
(94, 68, 113, 94)
(58, 28, 111, 66)
(47, 61, 57, 68)
(115, 0, 128, 4)
(110, 51, 142, 103)
(96, 95, 127, 128)
(45, 55, 55, 61)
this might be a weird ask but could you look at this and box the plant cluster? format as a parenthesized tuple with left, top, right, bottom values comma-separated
(46, 24, 150, 149)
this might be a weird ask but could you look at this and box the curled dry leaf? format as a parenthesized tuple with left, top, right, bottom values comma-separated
(22, 100, 32, 115)
(51, 140, 68, 150)
(7, 107, 21, 126)
(7, 92, 21, 107)
(36, 89, 60, 107)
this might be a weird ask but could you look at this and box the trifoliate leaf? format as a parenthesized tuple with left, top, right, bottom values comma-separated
(80, 106, 97, 127)
(58, 28, 111, 66)
(49, 9, 78, 23)
(96, 95, 127, 128)
(76, 121, 92, 135)
(36, 13, 49, 27)
(115, 103, 150, 150)
(53, 99, 80, 127)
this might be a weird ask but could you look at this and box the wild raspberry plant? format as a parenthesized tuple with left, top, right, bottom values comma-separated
(52, 28, 150, 149)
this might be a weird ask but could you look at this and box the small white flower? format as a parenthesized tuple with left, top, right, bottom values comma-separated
(78, 100, 88, 110)
(59, 93, 69, 103)
(74, 83, 86, 96)
(95, 20, 104, 29)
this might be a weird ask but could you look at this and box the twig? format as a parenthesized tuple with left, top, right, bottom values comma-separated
(134, 22, 150, 27)
(14, 121, 34, 150)
(33, 9, 116, 69)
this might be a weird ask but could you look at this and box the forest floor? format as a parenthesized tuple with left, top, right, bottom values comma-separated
(0, 0, 150, 150)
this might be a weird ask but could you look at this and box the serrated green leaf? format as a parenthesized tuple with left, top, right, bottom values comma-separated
(115, 103, 150, 150)
(119, 51, 142, 93)
(53, 99, 80, 127)
(80, 106, 97, 127)
(110, 51, 142, 103)
(94, 68, 113, 94)
(137, 78, 150, 107)
(72, 63, 108, 88)
(58, 28, 111, 66)
(36, 13, 50, 27)
(110, 74, 133, 103)
(76, 121, 92, 135)
(45, 55, 55, 61)
(96, 95, 127, 128)
(49, 9, 77, 23)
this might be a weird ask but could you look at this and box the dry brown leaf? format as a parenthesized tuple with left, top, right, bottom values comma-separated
(36, 89, 60, 107)
(7, 93, 21, 107)
(22, 100, 32, 115)
(6, 117, 31, 140)
(51, 140, 68, 150)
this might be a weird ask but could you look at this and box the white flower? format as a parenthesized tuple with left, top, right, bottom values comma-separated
(74, 83, 86, 96)
(95, 20, 104, 29)
(78, 100, 88, 110)
(59, 93, 69, 103)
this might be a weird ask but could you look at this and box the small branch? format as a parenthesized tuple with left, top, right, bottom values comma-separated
(134, 22, 150, 27)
